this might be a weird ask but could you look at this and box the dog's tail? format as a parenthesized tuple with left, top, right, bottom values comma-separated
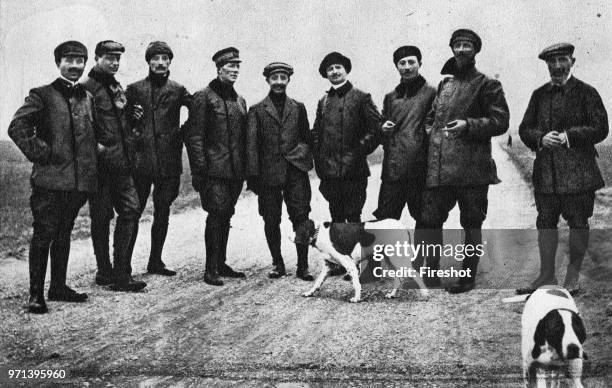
(501, 294, 530, 303)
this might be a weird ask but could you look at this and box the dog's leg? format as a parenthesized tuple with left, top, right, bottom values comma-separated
(386, 276, 401, 299)
(412, 271, 430, 298)
(568, 359, 584, 388)
(549, 370, 560, 388)
(330, 252, 361, 303)
(535, 366, 547, 388)
(302, 261, 331, 298)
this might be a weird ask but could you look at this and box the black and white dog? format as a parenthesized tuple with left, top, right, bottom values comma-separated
(505, 286, 587, 388)
(290, 219, 428, 303)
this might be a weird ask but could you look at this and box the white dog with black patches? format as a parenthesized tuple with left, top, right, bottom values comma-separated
(506, 286, 587, 388)
(290, 219, 428, 303)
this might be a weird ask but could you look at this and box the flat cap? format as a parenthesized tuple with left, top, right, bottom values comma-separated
(393, 45, 422, 64)
(54, 40, 88, 63)
(95, 40, 125, 57)
(145, 41, 173, 62)
(449, 29, 482, 53)
(212, 47, 241, 66)
(538, 43, 575, 60)
(319, 51, 351, 78)
(263, 62, 294, 77)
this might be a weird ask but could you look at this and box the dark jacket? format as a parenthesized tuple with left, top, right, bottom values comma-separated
(519, 76, 608, 194)
(125, 73, 192, 178)
(184, 79, 248, 181)
(8, 79, 98, 192)
(81, 68, 132, 174)
(425, 60, 509, 187)
(381, 76, 436, 182)
(246, 94, 313, 186)
(311, 81, 381, 179)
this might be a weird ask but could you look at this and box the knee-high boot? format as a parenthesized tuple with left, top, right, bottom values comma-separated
(28, 239, 50, 313)
(564, 228, 588, 290)
(204, 216, 223, 286)
(265, 222, 285, 277)
(295, 243, 313, 281)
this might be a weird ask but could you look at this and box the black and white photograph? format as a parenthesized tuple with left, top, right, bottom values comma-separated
(1, 0, 611, 386)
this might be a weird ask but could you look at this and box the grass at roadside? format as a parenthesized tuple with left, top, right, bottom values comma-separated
(0, 140, 384, 261)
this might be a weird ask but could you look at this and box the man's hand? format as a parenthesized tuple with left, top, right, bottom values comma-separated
(96, 143, 106, 154)
(132, 104, 144, 121)
(541, 131, 564, 149)
(443, 120, 468, 136)
(382, 120, 396, 133)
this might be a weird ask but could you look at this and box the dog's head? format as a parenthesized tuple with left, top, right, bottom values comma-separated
(288, 219, 318, 246)
(532, 309, 587, 363)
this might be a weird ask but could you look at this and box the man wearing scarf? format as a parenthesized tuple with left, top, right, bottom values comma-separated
(517, 43, 608, 295)
(374, 45, 436, 224)
(125, 41, 192, 277)
(421, 29, 509, 294)
(82, 40, 146, 292)
(184, 47, 248, 286)
(246, 62, 314, 281)
(9, 41, 97, 313)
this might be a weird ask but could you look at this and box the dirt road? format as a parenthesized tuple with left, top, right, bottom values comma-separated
(1, 143, 611, 387)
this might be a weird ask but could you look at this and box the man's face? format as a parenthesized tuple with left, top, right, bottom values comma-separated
(326, 64, 347, 85)
(267, 72, 290, 94)
(218, 62, 240, 84)
(58, 56, 86, 82)
(96, 53, 121, 75)
(149, 54, 171, 75)
(546, 54, 575, 84)
(396, 55, 421, 80)
(452, 40, 476, 68)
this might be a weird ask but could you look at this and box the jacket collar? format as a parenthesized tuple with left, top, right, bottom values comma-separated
(52, 78, 87, 99)
(88, 67, 119, 86)
(147, 70, 170, 87)
(395, 74, 426, 98)
(328, 80, 353, 98)
(209, 78, 238, 100)
(545, 75, 577, 94)
(440, 57, 478, 79)
(263, 93, 294, 123)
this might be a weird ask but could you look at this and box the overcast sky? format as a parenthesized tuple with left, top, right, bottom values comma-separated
(1, 0, 611, 140)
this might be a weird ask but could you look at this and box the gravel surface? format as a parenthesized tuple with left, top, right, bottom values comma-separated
(0, 143, 611, 387)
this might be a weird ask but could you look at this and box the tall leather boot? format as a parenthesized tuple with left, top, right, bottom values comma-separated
(204, 216, 223, 286)
(422, 227, 442, 287)
(265, 222, 286, 278)
(516, 229, 558, 295)
(110, 219, 146, 292)
(91, 218, 113, 285)
(28, 239, 49, 314)
(564, 228, 589, 293)
(217, 220, 245, 278)
(48, 238, 87, 302)
(147, 207, 176, 276)
(296, 243, 313, 281)
(447, 229, 481, 294)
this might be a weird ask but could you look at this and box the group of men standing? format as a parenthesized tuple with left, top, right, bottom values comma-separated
(8, 27, 608, 314)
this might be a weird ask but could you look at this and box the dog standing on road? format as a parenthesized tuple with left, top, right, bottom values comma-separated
(506, 286, 588, 388)
(290, 219, 428, 302)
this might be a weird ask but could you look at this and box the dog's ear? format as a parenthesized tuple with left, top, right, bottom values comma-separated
(358, 230, 376, 247)
(532, 318, 546, 359)
(572, 313, 587, 344)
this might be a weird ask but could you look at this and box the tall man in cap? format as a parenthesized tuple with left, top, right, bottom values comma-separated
(125, 41, 192, 277)
(184, 47, 248, 286)
(517, 43, 608, 295)
(246, 62, 314, 280)
(312, 52, 381, 224)
(82, 40, 146, 292)
(374, 45, 436, 224)
(421, 29, 509, 293)
(9, 41, 97, 313)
